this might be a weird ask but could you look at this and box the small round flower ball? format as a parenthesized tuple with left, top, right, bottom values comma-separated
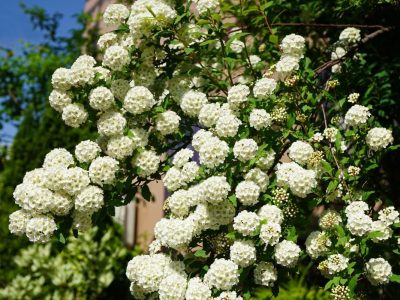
(319, 209, 342, 230)
(331, 285, 350, 300)
(97, 32, 118, 51)
(62, 103, 88, 128)
(288, 141, 314, 165)
(346, 213, 372, 236)
(253, 78, 277, 98)
(129, 127, 149, 148)
(244, 168, 269, 192)
(371, 220, 392, 242)
(172, 149, 194, 168)
(229, 39, 245, 53)
(215, 114, 242, 138)
(257, 149, 276, 171)
(254, 262, 278, 287)
(276, 162, 303, 187)
(154, 218, 194, 249)
(227, 84, 250, 107)
(180, 161, 199, 184)
(89, 86, 115, 111)
(25, 215, 57, 243)
(71, 55, 96, 69)
(249, 109, 272, 130)
(235, 180, 260, 206)
(89, 156, 119, 186)
(192, 129, 214, 151)
(276, 56, 299, 80)
(103, 4, 130, 26)
(97, 111, 127, 137)
(345, 201, 369, 216)
(365, 258, 392, 286)
(378, 206, 399, 226)
(123, 86, 155, 115)
(366, 127, 393, 151)
(167, 189, 190, 218)
(75, 140, 101, 163)
(233, 139, 258, 162)
(233, 210, 260, 236)
(9, 209, 31, 236)
(51, 192, 73, 216)
(163, 167, 183, 192)
(185, 277, 212, 300)
(133, 150, 160, 177)
(196, 0, 220, 15)
(198, 103, 221, 128)
(180, 90, 208, 117)
(156, 111, 181, 135)
(158, 273, 187, 300)
(344, 105, 371, 127)
(94, 66, 111, 83)
(230, 239, 256, 267)
(288, 168, 317, 198)
(103, 45, 130, 71)
(70, 67, 95, 87)
(48, 90, 72, 112)
(201, 176, 231, 204)
(106, 135, 134, 160)
(204, 259, 239, 290)
(43, 148, 74, 168)
(51, 67, 72, 91)
(62, 167, 91, 196)
(305, 231, 331, 259)
(207, 201, 236, 229)
(75, 185, 104, 213)
(280, 34, 306, 58)
(260, 222, 281, 246)
(111, 79, 130, 100)
(274, 240, 301, 267)
(339, 27, 361, 43)
(199, 137, 229, 168)
(23, 168, 47, 188)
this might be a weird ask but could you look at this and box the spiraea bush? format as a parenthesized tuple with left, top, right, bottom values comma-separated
(8, 0, 400, 299)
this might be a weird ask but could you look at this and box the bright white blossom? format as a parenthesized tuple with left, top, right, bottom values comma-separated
(204, 259, 239, 290)
(233, 139, 258, 162)
(156, 111, 181, 135)
(339, 27, 361, 43)
(75, 140, 101, 163)
(366, 127, 393, 151)
(103, 4, 130, 26)
(249, 109, 272, 130)
(62, 103, 88, 128)
(254, 262, 278, 287)
(253, 78, 277, 98)
(274, 240, 301, 267)
(344, 105, 371, 127)
(288, 141, 314, 165)
(365, 258, 392, 286)
(25, 215, 57, 243)
(230, 240, 256, 267)
(89, 156, 119, 185)
(235, 180, 260, 206)
(103, 45, 130, 71)
(233, 210, 260, 236)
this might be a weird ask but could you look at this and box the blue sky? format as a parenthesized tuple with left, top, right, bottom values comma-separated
(0, 0, 85, 144)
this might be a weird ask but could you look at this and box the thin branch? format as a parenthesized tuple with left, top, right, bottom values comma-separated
(256, 0, 273, 34)
(272, 22, 388, 29)
(315, 26, 395, 76)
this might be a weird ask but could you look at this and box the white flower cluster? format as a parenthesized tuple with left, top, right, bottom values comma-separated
(204, 259, 239, 290)
(305, 231, 331, 259)
(365, 258, 392, 286)
(344, 104, 371, 127)
(366, 127, 393, 151)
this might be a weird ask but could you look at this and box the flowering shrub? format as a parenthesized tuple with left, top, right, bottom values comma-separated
(8, 0, 400, 299)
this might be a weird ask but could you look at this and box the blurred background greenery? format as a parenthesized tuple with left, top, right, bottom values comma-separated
(0, 0, 399, 299)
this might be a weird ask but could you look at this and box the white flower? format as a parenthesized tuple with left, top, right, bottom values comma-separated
(258, 204, 284, 225)
(70, 67, 95, 87)
(180, 90, 208, 117)
(129, 127, 149, 148)
(75, 140, 101, 163)
(344, 105, 371, 127)
(195, 0, 220, 15)
(172, 149, 194, 168)
(249, 55, 261, 65)
(339, 27, 361, 44)
(156, 111, 181, 135)
(253, 78, 277, 98)
(288, 141, 314, 165)
(305, 231, 331, 259)
(163, 167, 183, 191)
(227, 84, 250, 107)
(97, 32, 118, 51)
(323, 127, 339, 142)
(366, 127, 393, 151)
(345, 201, 369, 216)
(158, 273, 187, 300)
(207, 201, 236, 230)
(103, 45, 130, 71)
(312, 132, 324, 143)
(106, 135, 134, 159)
(25, 215, 57, 243)
(185, 277, 212, 300)
(322, 254, 349, 276)
(167, 189, 191, 217)
(235, 180, 260, 206)
(51, 67, 72, 91)
(244, 168, 269, 192)
(148, 239, 162, 255)
(154, 218, 194, 249)
(48, 90, 72, 112)
(319, 209, 342, 230)
(346, 213, 372, 236)
(288, 168, 317, 198)
(62, 103, 88, 128)
(348, 92, 360, 103)
(260, 222, 281, 246)
(257, 149, 276, 171)
(74, 185, 104, 213)
(181, 161, 199, 184)
(370, 221, 392, 242)
(215, 114, 242, 138)
(249, 109, 272, 130)
(43, 148, 74, 168)
(233, 210, 260, 236)
(365, 258, 392, 286)
(124, 86, 155, 115)
(89, 156, 119, 185)
(276, 55, 300, 80)
(97, 111, 127, 137)
(111, 79, 130, 100)
(192, 129, 214, 151)
(280, 34, 306, 58)
(199, 103, 221, 127)
(94, 66, 111, 82)
(201, 176, 231, 204)
(230, 240, 256, 267)
(229, 39, 245, 53)
(378, 206, 399, 226)
(199, 137, 229, 168)
(133, 150, 160, 177)
(23, 168, 47, 187)
(9, 210, 30, 236)
(347, 165, 361, 176)
(276, 162, 303, 187)
(204, 259, 239, 290)
(89, 86, 115, 111)
(254, 262, 277, 287)
(215, 292, 243, 300)
(274, 240, 301, 267)
(103, 4, 130, 26)
(13, 183, 54, 213)
(51, 193, 73, 216)
(71, 55, 96, 69)
(62, 167, 90, 195)
(233, 139, 258, 162)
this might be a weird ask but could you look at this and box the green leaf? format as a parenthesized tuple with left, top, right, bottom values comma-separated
(57, 233, 66, 244)
(269, 35, 279, 45)
(286, 226, 298, 242)
(141, 185, 152, 201)
(226, 232, 237, 240)
(390, 274, 400, 283)
(228, 195, 237, 207)
(194, 249, 208, 258)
